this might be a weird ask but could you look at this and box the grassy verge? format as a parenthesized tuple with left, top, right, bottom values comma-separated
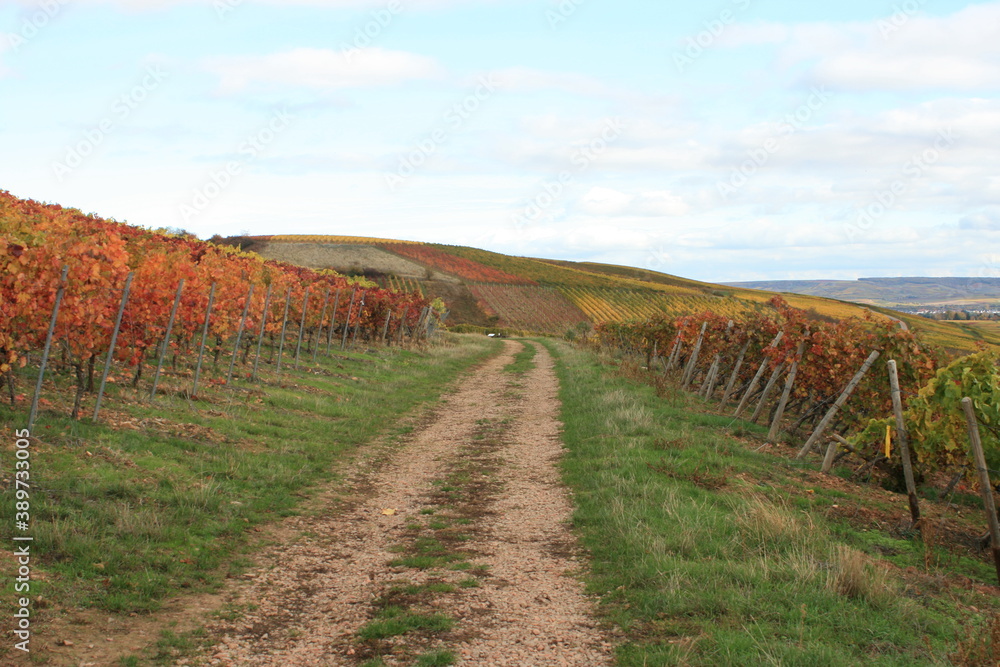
(540, 339, 1000, 666)
(0, 334, 499, 655)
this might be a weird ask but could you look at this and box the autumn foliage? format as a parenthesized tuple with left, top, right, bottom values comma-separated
(0, 191, 430, 413)
(382, 244, 536, 285)
(594, 296, 943, 435)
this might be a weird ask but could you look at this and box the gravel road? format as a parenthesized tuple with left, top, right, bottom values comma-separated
(183, 339, 611, 666)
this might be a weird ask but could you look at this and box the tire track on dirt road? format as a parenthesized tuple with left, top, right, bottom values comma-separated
(186, 339, 610, 666)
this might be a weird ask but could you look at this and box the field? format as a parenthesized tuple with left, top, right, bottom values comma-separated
(236, 237, 1000, 353)
(952, 320, 1000, 333)
(5, 191, 1000, 665)
(559, 287, 765, 323)
(467, 284, 588, 333)
(546, 339, 1000, 665)
(383, 244, 536, 285)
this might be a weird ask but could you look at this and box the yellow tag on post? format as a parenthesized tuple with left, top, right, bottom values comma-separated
(884, 425, 892, 458)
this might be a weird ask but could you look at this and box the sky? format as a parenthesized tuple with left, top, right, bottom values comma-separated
(2, 0, 1000, 283)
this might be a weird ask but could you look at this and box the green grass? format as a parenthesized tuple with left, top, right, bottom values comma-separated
(356, 607, 455, 640)
(540, 338, 997, 666)
(416, 649, 456, 666)
(504, 339, 537, 375)
(0, 334, 499, 629)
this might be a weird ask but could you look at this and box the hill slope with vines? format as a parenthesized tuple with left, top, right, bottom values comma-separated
(231, 235, 1000, 353)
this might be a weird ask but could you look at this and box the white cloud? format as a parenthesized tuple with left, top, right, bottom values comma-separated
(580, 186, 689, 217)
(813, 53, 1000, 92)
(723, 3, 1000, 92)
(960, 210, 1000, 231)
(206, 47, 443, 93)
(492, 67, 618, 98)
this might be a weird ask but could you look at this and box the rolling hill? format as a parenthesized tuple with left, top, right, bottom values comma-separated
(726, 276, 1000, 308)
(219, 234, 1000, 353)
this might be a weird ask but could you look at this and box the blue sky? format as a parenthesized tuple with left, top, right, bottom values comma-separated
(2, 0, 1000, 282)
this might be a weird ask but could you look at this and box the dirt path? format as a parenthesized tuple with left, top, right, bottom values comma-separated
(183, 339, 611, 666)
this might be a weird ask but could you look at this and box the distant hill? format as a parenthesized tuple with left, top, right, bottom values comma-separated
(724, 277, 1000, 308)
(219, 235, 1000, 353)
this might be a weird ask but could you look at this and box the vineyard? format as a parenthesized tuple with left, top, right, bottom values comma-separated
(595, 298, 941, 438)
(434, 245, 637, 289)
(559, 286, 766, 323)
(259, 235, 423, 245)
(382, 244, 536, 285)
(240, 235, 1000, 353)
(467, 284, 588, 334)
(0, 192, 435, 425)
(592, 297, 1000, 571)
(384, 274, 425, 296)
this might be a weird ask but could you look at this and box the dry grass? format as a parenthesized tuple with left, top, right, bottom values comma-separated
(826, 544, 895, 607)
(735, 494, 811, 548)
(952, 612, 1000, 666)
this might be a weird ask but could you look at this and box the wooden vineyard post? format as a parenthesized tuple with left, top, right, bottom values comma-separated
(275, 287, 292, 373)
(888, 360, 921, 527)
(703, 321, 734, 397)
(819, 440, 837, 474)
(665, 333, 682, 371)
(767, 340, 806, 442)
(351, 291, 366, 348)
(734, 331, 784, 419)
(325, 288, 342, 356)
(397, 307, 407, 345)
(294, 286, 310, 370)
(961, 397, 1000, 585)
(341, 288, 358, 351)
(821, 434, 860, 474)
(750, 362, 785, 424)
(252, 283, 273, 382)
(27, 265, 69, 432)
(720, 339, 751, 409)
(701, 355, 721, 398)
(226, 284, 255, 385)
(415, 306, 430, 342)
(795, 350, 880, 460)
(150, 279, 184, 400)
(681, 322, 708, 390)
(93, 271, 134, 422)
(392, 306, 409, 347)
(191, 283, 217, 398)
(381, 311, 392, 344)
(313, 287, 331, 362)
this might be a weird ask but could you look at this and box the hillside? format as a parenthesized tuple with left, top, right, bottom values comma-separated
(726, 276, 1000, 308)
(224, 235, 1000, 353)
